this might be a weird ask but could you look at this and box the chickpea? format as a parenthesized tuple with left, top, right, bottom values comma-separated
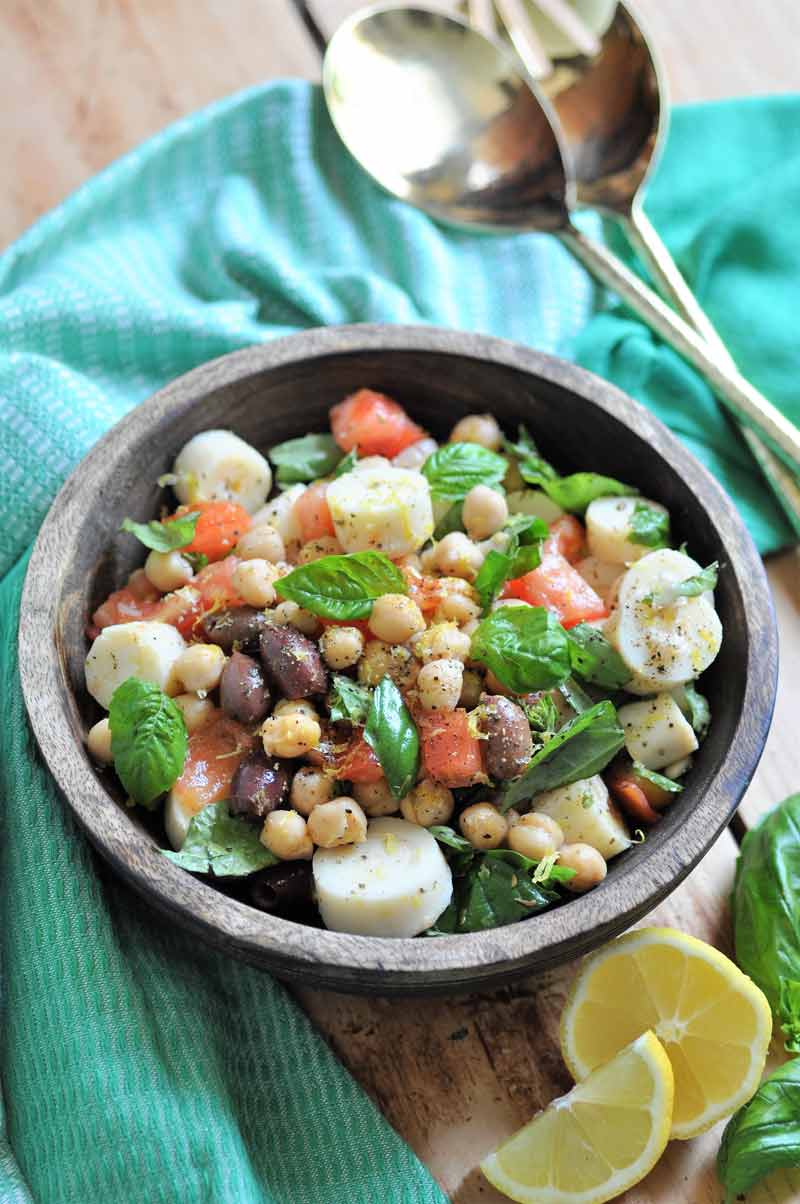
(127, 567, 157, 600)
(232, 559, 278, 608)
(412, 621, 471, 664)
(175, 643, 226, 693)
(173, 692, 216, 733)
(459, 668, 484, 709)
(560, 843, 608, 892)
(435, 532, 483, 581)
(401, 780, 454, 827)
(273, 698, 319, 721)
(419, 544, 439, 574)
(392, 436, 438, 470)
(463, 484, 509, 541)
(358, 640, 418, 690)
(459, 802, 508, 849)
(320, 625, 365, 670)
(368, 594, 425, 644)
(272, 600, 322, 637)
(290, 766, 334, 816)
(298, 535, 342, 564)
(261, 810, 314, 860)
(417, 658, 463, 712)
(307, 798, 367, 848)
(261, 713, 321, 759)
(508, 813, 565, 861)
(235, 523, 285, 563)
(353, 778, 400, 817)
(434, 590, 481, 626)
(144, 549, 193, 593)
(448, 413, 503, 451)
(87, 717, 113, 764)
(505, 807, 522, 827)
(394, 553, 423, 573)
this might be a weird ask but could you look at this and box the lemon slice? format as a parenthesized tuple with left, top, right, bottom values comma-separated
(481, 1031, 673, 1204)
(560, 927, 772, 1140)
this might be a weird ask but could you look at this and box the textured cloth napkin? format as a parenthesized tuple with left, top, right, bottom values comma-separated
(1, 80, 798, 1204)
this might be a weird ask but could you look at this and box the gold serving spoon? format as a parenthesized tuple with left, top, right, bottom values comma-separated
(323, 5, 800, 476)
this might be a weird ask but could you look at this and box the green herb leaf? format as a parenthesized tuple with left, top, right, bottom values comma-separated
(433, 501, 465, 540)
(717, 1057, 800, 1200)
(433, 855, 560, 933)
(559, 677, 595, 714)
(429, 825, 474, 856)
(333, 447, 358, 478)
(647, 561, 719, 608)
(120, 511, 200, 553)
(629, 501, 671, 548)
(680, 683, 711, 739)
(269, 432, 342, 485)
(500, 700, 624, 811)
(632, 761, 684, 793)
(328, 675, 372, 725)
(524, 694, 560, 734)
(470, 606, 571, 693)
(541, 473, 637, 515)
(184, 551, 208, 572)
(163, 802, 277, 876)
(364, 676, 419, 799)
(422, 443, 507, 502)
(473, 515, 547, 613)
(473, 549, 514, 614)
(108, 679, 188, 808)
(504, 426, 558, 487)
(276, 551, 407, 620)
(566, 623, 631, 688)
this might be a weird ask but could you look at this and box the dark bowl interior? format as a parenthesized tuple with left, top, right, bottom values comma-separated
(19, 325, 777, 994)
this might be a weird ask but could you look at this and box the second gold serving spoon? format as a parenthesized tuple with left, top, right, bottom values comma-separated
(323, 5, 800, 474)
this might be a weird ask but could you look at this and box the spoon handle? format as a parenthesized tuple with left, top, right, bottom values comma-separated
(560, 224, 800, 476)
(624, 204, 800, 538)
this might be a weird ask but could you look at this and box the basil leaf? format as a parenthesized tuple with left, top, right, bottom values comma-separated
(364, 676, 419, 799)
(333, 448, 358, 478)
(163, 802, 277, 876)
(524, 694, 559, 735)
(276, 551, 407, 619)
(717, 1057, 800, 1200)
(120, 511, 200, 553)
(632, 761, 684, 793)
(500, 700, 624, 811)
(681, 683, 711, 739)
(732, 793, 800, 1052)
(433, 501, 465, 540)
(470, 606, 571, 693)
(442, 856, 560, 933)
(629, 501, 671, 548)
(566, 624, 632, 688)
(329, 675, 372, 725)
(108, 679, 187, 808)
(541, 473, 637, 515)
(504, 426, 558, 486)
(184, 551, 208, 572)
(473, 549, 514, 614)
(647, 561, 719, 608)
(559, 677, 595, 714)
(269, 433, 342, 484)
(473, 515, 547, 613)
(429, 825, 473, 855)
(484, 846, 575, 884)
(422, 443, 507, 502)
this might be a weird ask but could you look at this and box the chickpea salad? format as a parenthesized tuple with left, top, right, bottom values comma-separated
(84, 389, 723, 938)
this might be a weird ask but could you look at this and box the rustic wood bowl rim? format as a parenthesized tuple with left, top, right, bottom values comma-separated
(19, 324, 777, 994)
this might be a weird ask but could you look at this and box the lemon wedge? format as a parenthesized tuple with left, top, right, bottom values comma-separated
(560, 927, 772, 1140)
(481, 1031, 673, 1204)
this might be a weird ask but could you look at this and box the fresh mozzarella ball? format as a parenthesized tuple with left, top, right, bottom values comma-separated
(319, 625, 364, 670)
(290, 766, 334, 817)
(352, 778, 401, 817)
(144, 550, 194, 593)
(463, 485, 508, 541)
(252, 484, 306, 546)
(560, 843, 607, 892)
(368, 594, 425, 644)
(574, 557, 622, 607)
(307, 798, 368, 848)
(326, 464, 434, 556)
(435, 532, 483, 580)
(531, 776, 631, 860)
(617, 693, 699, 771)
(174, 643, 226, 693)
(606, 549, 723, 692)
(417, 658, 463, 712)
(173, 430, 272, 514)
(400, 780, 454, 827)
(261, 810, 314, 860)
(313, 817, 453, 937)
(448, 413, 503, 450)
(506, 489, 564, 524)
(87, 718, 114, 764)
(85, 621, 187, 710)
(585, 496, 669, 565)
(459, 802, 508, 850)
(392, 436, 438, 470)
(235, 523, 285, 563)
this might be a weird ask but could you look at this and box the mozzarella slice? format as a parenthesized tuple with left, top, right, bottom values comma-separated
(252, 483, 306, 546)
(574, 556, 622, 607)
(606, 549, 722, 693)
(585, 496, 670, 565)
(506, 489, 564, 524)
(313, 817, 452, 937)
(173, 430, 272, 514)
(617, 693, 699, 771)
(531, 776, 631, 859)
(85, 621, 187, 710)
(326, 464, 434, 556)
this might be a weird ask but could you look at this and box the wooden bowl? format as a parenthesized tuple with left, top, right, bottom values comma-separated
(19, 325, 777, 995)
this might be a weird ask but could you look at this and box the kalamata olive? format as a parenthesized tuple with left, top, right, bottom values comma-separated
(229, 748, 291, 818)
(200, 606, 270, 653)
(220, 651, 271, 724)
(259, 623, 328, 699)
(249, 861, 313, 914)
(479, 695, 533, 781)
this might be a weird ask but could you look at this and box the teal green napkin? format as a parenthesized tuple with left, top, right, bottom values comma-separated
(0, 81, 797, 1203)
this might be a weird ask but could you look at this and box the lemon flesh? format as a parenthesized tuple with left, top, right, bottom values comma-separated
(560, 926, 772, 1140)
(481, 1031, 673, 1204)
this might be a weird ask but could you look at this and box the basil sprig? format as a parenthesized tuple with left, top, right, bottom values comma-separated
(646, 561, 719, 608)
(328, 675, 372, 725)
(500, 700, 624, 811)
(163, 801, 277, 876)
(505, 426, 636, 514)
(717, 1058, 800, 1201)
(333, 448, 358, 478)
(269, 432, 342, 485)
(473, 514, 548, 613)
(470, 605, 571, 693)
(108, 679, 188, 808)
(421, 442, 507, 502)
(364, 676, 419, 799)
(121, 511, 200, 553)
(276, 551, 407, 619)
(629, 501, 671, 548)
(566, 623, 631, 689)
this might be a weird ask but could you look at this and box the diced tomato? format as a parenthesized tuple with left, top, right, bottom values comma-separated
(170, 714, 255, 820)
(418, 709, 485, 788)
(293, 481, 336, 543)
(166, 556, 244, 640)
(543, 514, 585, 563)
(91, 584, 163, 634)
(330, 389, 425, 458)
(504, 552, 607, 628)
(167, 501, 251, 563)
(336, 731, 384, 783)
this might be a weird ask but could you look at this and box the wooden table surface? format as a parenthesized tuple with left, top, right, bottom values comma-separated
(3, 3, 798, 1201)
